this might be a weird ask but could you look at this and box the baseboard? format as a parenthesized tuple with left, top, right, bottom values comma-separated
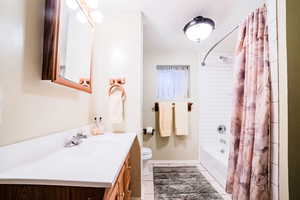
(149, 160, 200, 165)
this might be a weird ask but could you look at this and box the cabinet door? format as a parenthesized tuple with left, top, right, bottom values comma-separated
(117, 166, 125, 200)
(109, 185, 119, 200)
(124, 189, 131, 200)
(103, 183, 119, 200)
(124, 164, 131, 191)
(124, 154, 131, 195)
(103, 153, 131, 200)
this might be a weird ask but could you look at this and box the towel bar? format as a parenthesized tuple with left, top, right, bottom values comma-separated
(152, 102, 193, 112)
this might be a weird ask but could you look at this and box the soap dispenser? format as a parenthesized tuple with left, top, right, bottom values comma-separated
(92, 117, 104, 135)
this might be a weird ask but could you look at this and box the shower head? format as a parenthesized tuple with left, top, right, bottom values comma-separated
(219, 56, 233, 64)
(200, 56, 233, 67)
(200, 25, 239, 67)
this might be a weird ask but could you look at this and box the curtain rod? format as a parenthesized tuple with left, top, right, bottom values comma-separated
(201, 25, 240, 66)
(201, 3, 267, 66)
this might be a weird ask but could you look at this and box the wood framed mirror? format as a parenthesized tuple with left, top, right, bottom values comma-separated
(42, 0, 95, 93)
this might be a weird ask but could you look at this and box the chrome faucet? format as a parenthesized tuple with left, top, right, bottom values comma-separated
(64, 131, 88, 148)
(76, 132, 88, 139)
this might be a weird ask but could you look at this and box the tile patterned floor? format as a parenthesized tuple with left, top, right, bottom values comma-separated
(142, 161, 232, 200)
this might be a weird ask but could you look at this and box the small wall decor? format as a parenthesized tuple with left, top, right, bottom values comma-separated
(108, 78, 126, 100)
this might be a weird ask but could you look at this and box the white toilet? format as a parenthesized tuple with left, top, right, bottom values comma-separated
(142, 147, 152, 176)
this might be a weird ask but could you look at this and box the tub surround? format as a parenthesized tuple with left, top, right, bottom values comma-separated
(0, 127, 136, 188)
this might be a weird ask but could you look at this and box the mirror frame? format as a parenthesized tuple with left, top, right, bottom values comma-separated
(42, 0, 95, 93)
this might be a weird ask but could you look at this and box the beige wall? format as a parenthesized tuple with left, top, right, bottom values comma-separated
(91, 12, 143, 137)
(0, 0, 93, 146)
(91, 12, 143, 197)
(143, 51, 199, 160)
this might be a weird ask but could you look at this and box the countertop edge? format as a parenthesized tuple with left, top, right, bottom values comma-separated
(0, 179, 112, 188)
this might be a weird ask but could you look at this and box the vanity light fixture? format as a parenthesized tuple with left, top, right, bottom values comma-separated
(86, 0, 103, 24)
(68, 0, 103, 24)
(183, 16, 215, 42)
(86, 0, 99, 9)
(91, 10, 103, 23)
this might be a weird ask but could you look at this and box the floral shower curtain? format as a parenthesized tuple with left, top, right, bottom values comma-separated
(226, 5, 271, 200)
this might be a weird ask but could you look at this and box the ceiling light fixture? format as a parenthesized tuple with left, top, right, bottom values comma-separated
(183, 16, 215, 42)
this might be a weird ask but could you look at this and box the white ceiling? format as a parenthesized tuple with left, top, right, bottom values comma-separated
(98, 0, 264, 53)
(142, 0, 264, 53)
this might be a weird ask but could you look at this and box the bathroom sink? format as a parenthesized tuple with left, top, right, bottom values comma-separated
(69, 137, 122, 158)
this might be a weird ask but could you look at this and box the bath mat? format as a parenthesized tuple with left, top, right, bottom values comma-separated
(153, 166, 224, 200)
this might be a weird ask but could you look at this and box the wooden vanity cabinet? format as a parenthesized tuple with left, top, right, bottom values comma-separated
(124, 156, 131, 200)
(104, 154, 131, 200)
(0, 153, 132, 200)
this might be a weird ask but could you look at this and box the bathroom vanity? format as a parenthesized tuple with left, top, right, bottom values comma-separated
(0, 155, 131, 200)
(0, 131, 139, 200)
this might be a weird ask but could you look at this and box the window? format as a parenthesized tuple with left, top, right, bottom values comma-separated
(156, 65, 190, 100)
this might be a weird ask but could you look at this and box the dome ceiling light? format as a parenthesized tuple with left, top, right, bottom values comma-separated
(183, 16, 215, 42)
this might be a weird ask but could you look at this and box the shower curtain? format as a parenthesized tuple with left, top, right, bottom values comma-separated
(226, 5, 271, 200)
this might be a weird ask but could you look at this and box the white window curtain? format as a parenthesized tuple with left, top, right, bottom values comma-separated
(156, 65, 190, 100)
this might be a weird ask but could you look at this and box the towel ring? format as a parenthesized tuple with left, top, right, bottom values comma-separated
(108, 84, 126, 101)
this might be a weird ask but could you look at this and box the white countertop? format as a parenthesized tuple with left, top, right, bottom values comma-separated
(0, 133, 136, 188)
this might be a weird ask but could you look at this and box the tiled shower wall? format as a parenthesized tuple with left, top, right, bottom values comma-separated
(267, 0, 280, 199)
(198, 56, 233, 166)
(198, 53, 234, 186)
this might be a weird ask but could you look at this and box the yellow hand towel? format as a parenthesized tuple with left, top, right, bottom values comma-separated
(158, 102, 173, 137)
(174, 102, 189, 136)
